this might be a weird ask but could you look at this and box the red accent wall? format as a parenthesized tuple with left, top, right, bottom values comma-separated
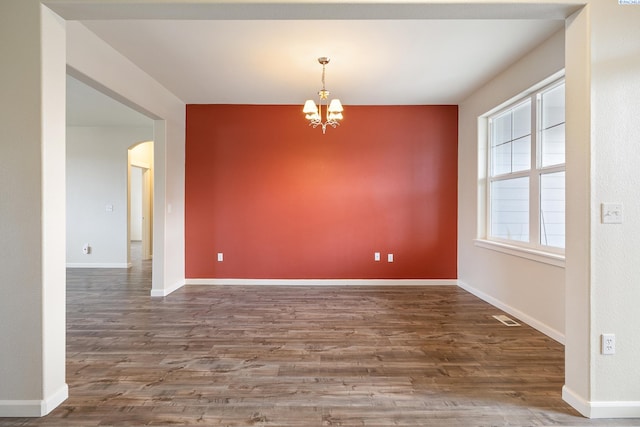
(185, 104, 458, 279)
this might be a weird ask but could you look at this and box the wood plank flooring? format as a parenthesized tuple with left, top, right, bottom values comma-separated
(2, 249, 639, 426)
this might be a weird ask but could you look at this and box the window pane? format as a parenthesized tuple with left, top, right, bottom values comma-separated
(491, 112, 512, 176)
(512, 135, 531, 172)
(490, 177, 529, 242)
(541, 84, 565, 167)
(512, 101, 531, 140)
(491, 102, 532, 176)
(492, 112, 512, 146)
(541, 84, 565, 129)
(540, 172, 565, 248)
(541, 123, 565, 167)
(492, 141, 511, 176)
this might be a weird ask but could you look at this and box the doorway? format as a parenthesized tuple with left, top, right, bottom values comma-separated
(129, 141, 154, 264)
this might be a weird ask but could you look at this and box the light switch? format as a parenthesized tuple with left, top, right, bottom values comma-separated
(387, 253, 394, 263)
(217, 252, 223, 262)
(374, 252, 380, 261)
(601, 203, 623, 224)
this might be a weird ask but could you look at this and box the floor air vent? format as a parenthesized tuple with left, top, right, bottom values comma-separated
(492, 314, 520, 327)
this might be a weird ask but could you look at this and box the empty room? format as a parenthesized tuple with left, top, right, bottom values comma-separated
(1, 0, 640, 425)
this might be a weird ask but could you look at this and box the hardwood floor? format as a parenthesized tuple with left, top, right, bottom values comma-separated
(2, 247, 638, 426)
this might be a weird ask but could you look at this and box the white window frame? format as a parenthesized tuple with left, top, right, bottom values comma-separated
(476, 73, 565, 267)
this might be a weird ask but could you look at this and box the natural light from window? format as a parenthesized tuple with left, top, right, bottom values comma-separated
(486, 78, 565, 253)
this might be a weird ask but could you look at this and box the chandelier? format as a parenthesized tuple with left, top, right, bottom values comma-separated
(303, 57, 344, 134)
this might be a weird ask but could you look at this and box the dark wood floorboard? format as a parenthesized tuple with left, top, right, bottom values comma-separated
(2, 243, 639, 426)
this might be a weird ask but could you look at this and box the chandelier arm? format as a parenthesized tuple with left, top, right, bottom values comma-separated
(308, 117, 322, 128)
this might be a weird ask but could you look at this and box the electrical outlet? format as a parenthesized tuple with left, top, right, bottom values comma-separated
(217, 252, 223, 262)
(602, 333, 615, 355)
(374, 252, 380, 261)
(387, 253, 394, 263)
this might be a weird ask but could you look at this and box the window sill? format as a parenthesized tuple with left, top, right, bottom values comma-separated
(474, 239, 565, 268)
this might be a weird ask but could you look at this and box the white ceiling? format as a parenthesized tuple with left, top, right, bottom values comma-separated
(67, 16, 564, 125)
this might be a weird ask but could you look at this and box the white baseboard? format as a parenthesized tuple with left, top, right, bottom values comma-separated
(563, 385, 640, 418)
(563, 385, 591, 417)
(184, 278, 458, 286)
(590, 400, 640, 418)
(457, 280, 565, 344)
(66, 262, 132, 268)
(151, 279, 455, 297)
(0, 383, 68, 417)
(43, 384, 68, 416)
(150, 279, 185, 297)
(0, 399, 46, 417)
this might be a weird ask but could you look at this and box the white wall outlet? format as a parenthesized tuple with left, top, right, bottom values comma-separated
(601, 203, 623, 224)
(82, 243, 91, 255)
(105, 204, 114, 212)
(387, 253, 394, 263)
(374, 252, 380, 261)
(602, 333, 616, 355)
(217, 252, 223, 262)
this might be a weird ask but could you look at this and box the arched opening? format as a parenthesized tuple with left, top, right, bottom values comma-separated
(128, 141, 154, 265)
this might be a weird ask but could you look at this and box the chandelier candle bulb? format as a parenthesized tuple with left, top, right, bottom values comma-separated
(303, 57, 344, 134)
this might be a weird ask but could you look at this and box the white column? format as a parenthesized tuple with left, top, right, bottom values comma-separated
(562, 4, 593, 416)
(0, 0, 68, 417)
(152, 120, 168, 294)
(564, 1, 640, 418)
(588, 0, 640, 418)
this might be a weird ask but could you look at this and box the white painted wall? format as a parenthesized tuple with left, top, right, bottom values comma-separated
(130, 141, 154, 246)
(66, 21, 186, 295)
(458, 30, 566, 342)
(563, 5, 592, 415)
(588, 0, 640, 410)
(0, 4, 184, 413)
(41, 6, 68, 412)
(131, 166, 143, 241)
(0, 1, 67, 416)
(561, 2, 640, 417)
(66, 126, 152, 267)
(459, 2, 640, 417)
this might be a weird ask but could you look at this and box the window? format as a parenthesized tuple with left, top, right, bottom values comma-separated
(486, 78, 565, 253)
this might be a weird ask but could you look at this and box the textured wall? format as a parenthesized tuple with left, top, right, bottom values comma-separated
(185, 104, 458, 279)
(589, 0, 640, 405)
(66, 126, 152, 267)
(457, 30, 565, 341)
